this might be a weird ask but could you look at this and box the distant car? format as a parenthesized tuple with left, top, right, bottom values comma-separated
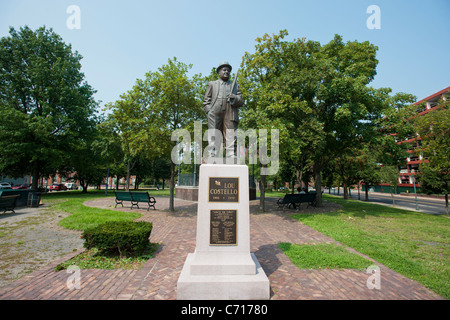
(50, 183, 67, 191)
(0, 182, 12, 189)
(65, 183, 78, 190)
(12, 183, 31, 190)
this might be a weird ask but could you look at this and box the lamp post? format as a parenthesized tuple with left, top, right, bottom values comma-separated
(411, 169, 418, 210)
(193, 142, 197, 187)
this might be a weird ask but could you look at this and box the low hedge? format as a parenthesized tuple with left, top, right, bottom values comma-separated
(82, 221, 153, 257)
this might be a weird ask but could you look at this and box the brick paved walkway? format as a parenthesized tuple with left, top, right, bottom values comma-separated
(0, 196, 443, 300)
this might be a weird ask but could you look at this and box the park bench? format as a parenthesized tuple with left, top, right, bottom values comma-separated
(0, 195, 20, 214)
(298, 193, 317, 208)
(114, 191, 156, 211)
(130, 191, 156, 210)
(276, 193, 316, 210)
(276, 194, 300, 209)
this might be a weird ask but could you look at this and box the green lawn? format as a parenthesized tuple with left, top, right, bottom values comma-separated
(42, 190, 142, 230)
(279, 242, 373, 270)
(290, 194, 450, 299)
(42, 188, 170, 230)
(42, 190, 158, 270)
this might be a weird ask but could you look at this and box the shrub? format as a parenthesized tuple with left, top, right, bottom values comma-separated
(82, 221, 153, 257)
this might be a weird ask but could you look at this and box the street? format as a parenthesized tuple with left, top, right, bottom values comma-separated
(329, 190, 448, 215)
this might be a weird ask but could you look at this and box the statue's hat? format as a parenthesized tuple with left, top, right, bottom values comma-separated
(217, 61, 232, 73)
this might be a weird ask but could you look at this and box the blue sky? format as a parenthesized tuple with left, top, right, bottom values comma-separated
(1, 0, 449, 110)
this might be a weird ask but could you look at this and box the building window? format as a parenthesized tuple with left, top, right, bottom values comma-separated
(401, 176, 410, 184)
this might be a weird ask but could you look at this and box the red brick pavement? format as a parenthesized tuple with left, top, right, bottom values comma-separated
(0, 196, 443, 300)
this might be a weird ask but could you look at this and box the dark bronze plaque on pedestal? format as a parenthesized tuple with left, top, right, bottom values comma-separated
(209, 177, 239, 202)
(210, 210, 237, 245)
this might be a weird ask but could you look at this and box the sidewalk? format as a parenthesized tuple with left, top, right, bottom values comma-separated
(0, 196, 443, 300)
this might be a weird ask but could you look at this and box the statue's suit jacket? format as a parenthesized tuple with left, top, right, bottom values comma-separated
(203, 79, 244, 124)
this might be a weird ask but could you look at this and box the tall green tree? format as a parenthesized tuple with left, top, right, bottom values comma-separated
(141, 58, 204, 211)
(0, 26, 97, 188)
(414, 97, 450, 213)
(107, 58, 204, 210)
(59, 118, 123, 193)
(241, 30, 414, 206)
(106, 85, 151, 191)
(331, 147, 365, 199)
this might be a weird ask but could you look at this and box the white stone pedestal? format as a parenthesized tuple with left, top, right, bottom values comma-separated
(177, 164, 270, 300)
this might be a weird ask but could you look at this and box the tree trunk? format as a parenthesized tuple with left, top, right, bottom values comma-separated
(295, 164, 303, 191)
(445, 193, 448, 215)
(291, 177, 295, 194)
(314, 161, 323, 207)
(126, 161, 131, 191)
(31, 161, 40, 190)
(81, 178, 88, 193)
(343, 183, 348, 199)
(365, 183, 369, 201)
(169, 162, 175, 212)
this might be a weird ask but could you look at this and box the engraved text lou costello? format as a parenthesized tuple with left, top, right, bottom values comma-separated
(208, 177, 239, 202)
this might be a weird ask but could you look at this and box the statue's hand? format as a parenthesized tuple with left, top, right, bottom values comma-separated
(228, 93, 236, 100)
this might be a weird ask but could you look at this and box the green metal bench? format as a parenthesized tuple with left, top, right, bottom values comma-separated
(114, 191, 132, 208)
(0, 195, 20, 214)
(277, 194, 301, 209)
(114, 191, 156, 211)
(298, 193, 317, 208)
(276, 193, 316, 209)
(130, 192, 156, 211)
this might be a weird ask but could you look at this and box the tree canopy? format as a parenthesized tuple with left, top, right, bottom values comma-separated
(106, 57, 204, 210)
(2, 25, 443, 211)
(0, 26, 98, 188)
(240, 30, 416, 207)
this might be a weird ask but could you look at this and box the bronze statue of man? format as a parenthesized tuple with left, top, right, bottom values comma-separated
(203, 61, 244, 159)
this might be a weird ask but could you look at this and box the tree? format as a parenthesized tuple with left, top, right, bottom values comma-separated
(356, 144, 382, 201)
(332, 148, 365, 199)
(107, 58, 204, 211)
(240, 31, 321, 210)
(414, 97, 450, 214)
(106, 85, 152, 191)
(149, 157, 172, 189)
(66, 135, 105, 193)
(91, 118, 124, 191)
(0, 26, 97, 188)
(142, 58, 204, 210)
(379, 165, 399, 206)
(240, 30, 409, 207)
(60, 118, 123, 193)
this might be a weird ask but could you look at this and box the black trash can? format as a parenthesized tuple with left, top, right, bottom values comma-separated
(27, 192, 41, 207)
